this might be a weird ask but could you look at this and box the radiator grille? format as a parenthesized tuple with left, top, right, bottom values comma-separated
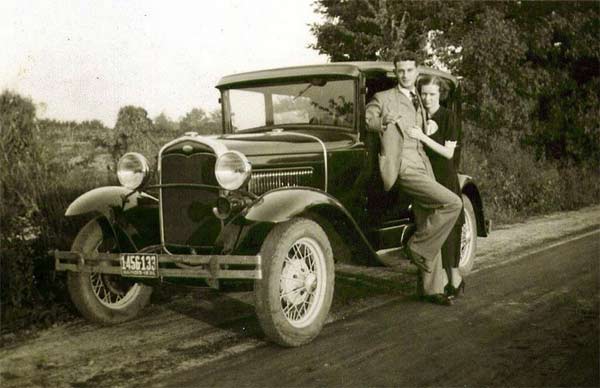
(161, 153, 217, 185)
(248, 168, 313, 195)
(160, 152, 220, 246)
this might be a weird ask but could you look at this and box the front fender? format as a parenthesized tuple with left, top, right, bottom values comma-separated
(244, 187, 343, 223)
(67, 187, 160, 252)
(458, 175, 488, 237)
(66, 186, 157, 219)
(241, 188, 379, 265)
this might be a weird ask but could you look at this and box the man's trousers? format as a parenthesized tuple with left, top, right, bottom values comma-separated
(397, 158, 463, 295)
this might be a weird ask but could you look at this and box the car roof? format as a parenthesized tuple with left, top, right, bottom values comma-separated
(216, 61, 458, 89)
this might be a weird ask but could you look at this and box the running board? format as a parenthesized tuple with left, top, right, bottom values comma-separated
(375, 247, 408, 268)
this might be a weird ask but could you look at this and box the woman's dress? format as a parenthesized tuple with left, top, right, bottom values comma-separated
(425, 107, 464, 269)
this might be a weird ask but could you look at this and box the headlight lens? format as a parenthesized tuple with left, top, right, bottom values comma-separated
(214, 151, 251, 191)
(117, 152, 150, 190)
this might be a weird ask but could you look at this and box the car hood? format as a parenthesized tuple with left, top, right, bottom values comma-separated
(214, 130, 357, 156)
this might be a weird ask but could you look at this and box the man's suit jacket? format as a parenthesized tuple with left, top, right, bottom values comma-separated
(365, 87, 430, 190)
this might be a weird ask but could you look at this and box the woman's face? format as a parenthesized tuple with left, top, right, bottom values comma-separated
(420, 84, 440, 111)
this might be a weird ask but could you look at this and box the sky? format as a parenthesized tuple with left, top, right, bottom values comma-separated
(0, 0, 328, 127)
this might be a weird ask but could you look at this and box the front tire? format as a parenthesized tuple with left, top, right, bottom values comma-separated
(67, 219, 153, 324)
(254, 218, 334, 347)
(458, 194, 477, 275)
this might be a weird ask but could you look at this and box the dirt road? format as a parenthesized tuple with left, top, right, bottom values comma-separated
(1, 206, 598, 387)
(160, 231, 599, 387)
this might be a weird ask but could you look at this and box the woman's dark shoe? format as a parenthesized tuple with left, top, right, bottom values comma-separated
(445, 281, 466, 298)
(422, 293, 453, 306)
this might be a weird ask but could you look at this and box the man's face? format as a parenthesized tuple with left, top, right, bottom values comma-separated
(395, 60, 418, 89)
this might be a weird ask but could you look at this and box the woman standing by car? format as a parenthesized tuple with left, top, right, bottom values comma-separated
(407, 75, 465, 297)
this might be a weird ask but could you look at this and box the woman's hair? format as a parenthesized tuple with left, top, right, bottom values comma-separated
(418, 75, 449, 101)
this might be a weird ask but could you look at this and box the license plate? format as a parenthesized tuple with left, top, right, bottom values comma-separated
(120, 254, 158, 278)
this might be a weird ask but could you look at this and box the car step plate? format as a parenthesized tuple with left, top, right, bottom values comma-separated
(120, 254, 158, 278)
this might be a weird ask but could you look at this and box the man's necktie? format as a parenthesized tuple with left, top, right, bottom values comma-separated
(410, 91, 420, 111)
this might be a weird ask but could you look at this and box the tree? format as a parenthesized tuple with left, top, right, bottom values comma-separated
(180, 108, 209, 133)
(0, 91, 42, 216)
(154, 112, 179, 135)
(114, 105, 157, 163)
(310, 0, 600, 164)
(0, 90, 37, 159)
(206, 108, 222, 134)
(180, 107, 221, 135)
(78, 119, 107, 134)
(93, 105, 157, 168)
(0, 91, 41, 309)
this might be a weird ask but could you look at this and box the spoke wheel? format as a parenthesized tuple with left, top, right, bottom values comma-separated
(458, 194, 477, 275)
(67, 218, 153, 324)
(89, 273, 142, 309)
(280, 237, 327, 328)
(255, 218, 334, 347)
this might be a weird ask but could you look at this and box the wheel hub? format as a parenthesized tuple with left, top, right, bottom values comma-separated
(304, 273, 317, 291)
(277, 237, 328, 329)
(281, 259, 311, 305)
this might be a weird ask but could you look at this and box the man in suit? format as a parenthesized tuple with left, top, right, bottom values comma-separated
(365, 51, 462, 305)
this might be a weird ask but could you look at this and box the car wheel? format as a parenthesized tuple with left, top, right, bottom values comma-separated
(254, 218, 334, 347)
(67, 219, 153, 324)
(458, 194, 477, 275)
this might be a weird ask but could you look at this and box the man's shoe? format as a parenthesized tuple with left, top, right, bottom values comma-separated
(422, 294, 453, 306)
(404, 246, 431, 273)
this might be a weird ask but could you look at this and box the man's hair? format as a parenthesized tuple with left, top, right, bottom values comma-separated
(393, 50, 421, 67)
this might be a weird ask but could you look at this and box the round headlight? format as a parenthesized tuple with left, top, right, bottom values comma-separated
(117, 152, 150, 190)
(214, 151, 251, 191)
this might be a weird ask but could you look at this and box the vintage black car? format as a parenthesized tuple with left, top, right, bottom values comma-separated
(53, 62, 488, 347)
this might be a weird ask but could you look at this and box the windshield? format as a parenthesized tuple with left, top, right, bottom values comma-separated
(223, 78, 356, 132)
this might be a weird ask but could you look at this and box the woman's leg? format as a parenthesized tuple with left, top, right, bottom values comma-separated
(449, 267, 462, 288)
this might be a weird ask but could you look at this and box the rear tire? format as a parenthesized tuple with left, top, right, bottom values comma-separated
(67, 219, 153, 324)
(458, 195, 477, 275)
(254, 218, 334, 347)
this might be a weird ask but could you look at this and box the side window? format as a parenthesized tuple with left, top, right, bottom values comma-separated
(365, 72, 397, 102)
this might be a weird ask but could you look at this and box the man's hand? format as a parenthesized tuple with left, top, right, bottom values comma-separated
(383, 115, 401, 125)
(406, 125, 424, 140)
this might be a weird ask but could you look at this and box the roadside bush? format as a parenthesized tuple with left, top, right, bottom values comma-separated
(556, 161, 600, 211)
(0, 91, 112, 332)
(1, 91, 42, 322)
(461, 122, 600, 224)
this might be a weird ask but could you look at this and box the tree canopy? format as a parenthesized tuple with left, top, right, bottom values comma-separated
(179, 107, 221, 135)
(311, 0, 599, 164)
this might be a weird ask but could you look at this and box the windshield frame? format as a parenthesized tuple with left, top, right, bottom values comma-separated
(220, 76, 359, 134)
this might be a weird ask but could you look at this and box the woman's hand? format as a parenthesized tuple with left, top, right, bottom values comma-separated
(425, 119, 438, 136)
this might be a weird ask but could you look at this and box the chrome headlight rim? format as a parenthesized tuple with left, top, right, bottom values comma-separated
(117, 152, 150, 190)
(214, 150, 252, 191)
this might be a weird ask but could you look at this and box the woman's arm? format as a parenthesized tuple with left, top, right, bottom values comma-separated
(405, 126, 456, 159)
(419, 133, 456, 159)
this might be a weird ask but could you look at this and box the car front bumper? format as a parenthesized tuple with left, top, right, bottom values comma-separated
(51, 250, 262, 280)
